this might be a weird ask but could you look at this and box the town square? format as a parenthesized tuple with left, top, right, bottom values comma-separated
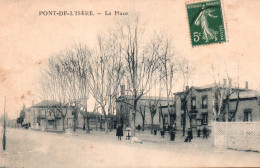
(1, 0, 260, 167)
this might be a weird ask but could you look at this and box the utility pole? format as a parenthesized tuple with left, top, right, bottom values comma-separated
(3, 96, 6, 151)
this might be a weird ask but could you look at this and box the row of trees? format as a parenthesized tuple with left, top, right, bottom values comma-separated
(38, 14, 187, 136)
(38, 14, 239, 136)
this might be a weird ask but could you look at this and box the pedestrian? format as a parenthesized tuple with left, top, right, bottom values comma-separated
(137, 124, 141, 132)
(126, 125, 131, 140)
(197, 129, 201, 137)
(116, 124, 124, 140)
(185, 128, 193, 142)
(154, 129, 157, 136)
(203, 126, 208, 139)
(160, 130, 165, 138)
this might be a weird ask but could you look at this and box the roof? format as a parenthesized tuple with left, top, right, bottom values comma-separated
(32, 100, 61, 108)
(229, 90, 260, 100)
(175, 83, 249, 95)
(117, 95, 171, 101)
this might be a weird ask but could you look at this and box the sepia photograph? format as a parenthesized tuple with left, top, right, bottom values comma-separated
(0, 0, 260, 167)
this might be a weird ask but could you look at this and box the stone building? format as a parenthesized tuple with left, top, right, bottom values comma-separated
(175, 84, 217, 131)
(23, 100, 104, 131)
(116, 85, 175, 130)
(174, 81, 259, 131)
(229, 90, 260, 122)
(23, 100, 74, 130)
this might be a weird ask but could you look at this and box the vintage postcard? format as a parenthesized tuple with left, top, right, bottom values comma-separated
(0, 0, 259, 167)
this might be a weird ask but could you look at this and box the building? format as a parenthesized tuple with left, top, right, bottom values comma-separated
(229, 90, 260, 122)
(175, 84, 217, 131)
(23, 100, 106, 131)
(174, 81, 260, 131)
(116, 85, 175, 130)
(23, 100, 74, 130)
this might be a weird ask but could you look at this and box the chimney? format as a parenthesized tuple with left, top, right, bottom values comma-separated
(223, 79, 227, 86)
(32, 100, 34, 106)
(120, 85, 125, 96)
(245, 81, 248, 89)
(186, 86, 189, 91)
(228, 78, 232, 88)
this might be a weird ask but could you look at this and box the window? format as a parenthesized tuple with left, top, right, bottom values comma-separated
(181, 99, 185, 110)
(202, 95, 208, 108)
(244, 109, 252, 122)
(191, 97, 196, 109)
(202, 113, 208, 125)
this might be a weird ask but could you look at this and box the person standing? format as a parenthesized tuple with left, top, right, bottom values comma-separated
(203, 126, 208, 139)
(137, 124, 141, 132)
(116, 125, 124, 140)
(185, 128, 193, 142)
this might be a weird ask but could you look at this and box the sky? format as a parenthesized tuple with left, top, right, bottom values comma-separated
(0, 0, 259, 119)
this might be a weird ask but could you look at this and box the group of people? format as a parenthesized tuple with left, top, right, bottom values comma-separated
(116, 124, 132, 140)
(185, 126, 208, 142)
(116, 124, 209, 142)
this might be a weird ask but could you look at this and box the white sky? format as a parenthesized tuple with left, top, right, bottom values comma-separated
(0, 0, 259, 119)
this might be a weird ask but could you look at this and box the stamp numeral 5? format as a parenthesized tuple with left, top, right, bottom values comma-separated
(193, 32, 201, 42)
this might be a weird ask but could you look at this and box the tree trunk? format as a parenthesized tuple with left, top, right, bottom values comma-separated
(95, 115, 98, 131)
(159, 108, 163, 130)
(62, 116, 65, 132)
(182, 109, 186, 136)
(101, 106, 109, 133)
(140, 114, 144, 131)
(73, 110, 77, 132)
(106, 120, 109, 134)
(225, 97, 230, 122)
(110, 118, 113, 132)
(83, 117, 86, 130)
(131, 110, 137, 137)
(73, 119, 76, 132)
(100, 115, 102, 131)
(151, 117, 154, 134)
(230, 93, 240, 121)
(45, 110, 47, 130)
(86, 116, 90, 134)
(132, 100, 138, 136)
(54, 117, 57, 130)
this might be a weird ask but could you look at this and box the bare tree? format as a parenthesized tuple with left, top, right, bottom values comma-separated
(158, 36, 177, 128)
(112, 14, 164, 136)
(177, 58, 195, 136)
(87, 35, 123, 133)
(148, 99, 160, 134)
(38, 44, 92, 132)
(210, 60, 240, 122)
(38, 55, 67, 131)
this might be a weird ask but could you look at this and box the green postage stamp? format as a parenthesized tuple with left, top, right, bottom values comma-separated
(186, 0, 226, 47)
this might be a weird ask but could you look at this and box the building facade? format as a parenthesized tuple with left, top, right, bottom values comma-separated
(23, 100, 74, 130)
(175, 85, 216, 131)
(175, 82, 260, 131)
(116, 85, 175, 130)
(229, 90, 260, 122)
(23, 100, 106, 131)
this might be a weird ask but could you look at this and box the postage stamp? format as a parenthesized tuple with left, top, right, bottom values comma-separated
(186, 0, 226, 47)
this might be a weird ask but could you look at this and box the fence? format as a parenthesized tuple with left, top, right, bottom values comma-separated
(213, 122, 260, 152)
